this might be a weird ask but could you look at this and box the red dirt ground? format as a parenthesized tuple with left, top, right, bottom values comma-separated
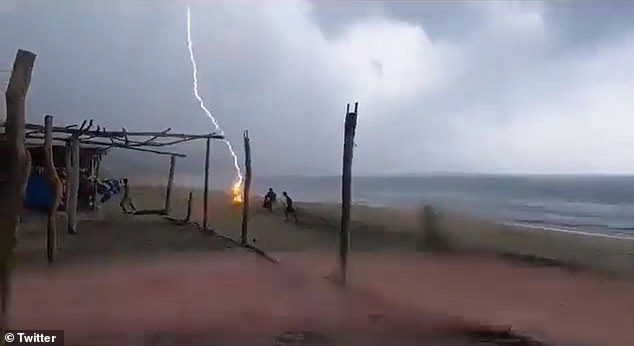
(275, 252, 634, 346)
(10, 252, 499, 346)
(12, 205, 634, 346)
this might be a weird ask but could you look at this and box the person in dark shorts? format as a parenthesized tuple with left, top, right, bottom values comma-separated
(282, 191, 298, 223)
(263, 188, 277, 212)
(268, 188, 277, 204)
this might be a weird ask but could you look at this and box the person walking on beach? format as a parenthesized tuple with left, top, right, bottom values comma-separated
(282, 191, 298, 223)
(119, 178, 136, 214)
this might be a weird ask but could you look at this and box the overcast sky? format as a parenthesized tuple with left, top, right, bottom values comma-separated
(3, 1, 634, 179)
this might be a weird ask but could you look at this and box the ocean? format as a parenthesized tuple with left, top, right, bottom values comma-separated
(251, 175, 634, 237)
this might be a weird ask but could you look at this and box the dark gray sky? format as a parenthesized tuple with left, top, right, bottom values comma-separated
(3, 1, 634, 180)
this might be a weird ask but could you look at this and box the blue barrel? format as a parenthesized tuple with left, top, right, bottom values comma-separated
(24, 175, 53, 209)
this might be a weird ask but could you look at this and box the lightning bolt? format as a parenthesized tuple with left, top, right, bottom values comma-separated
(186, 5, 243, 202)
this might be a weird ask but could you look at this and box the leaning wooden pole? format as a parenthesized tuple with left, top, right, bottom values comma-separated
(241, 130, 252, 246)
(164, 155, 176, 213)
(185, 191, 193, 223)
(203, 137, 211, 231)
(339, 102, 358, 286)
(0, 49, 36, 342)
(66, 135, 80, 234)
(44, 115, 62, 262)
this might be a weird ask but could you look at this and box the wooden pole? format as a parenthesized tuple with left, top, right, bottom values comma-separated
(91, 156, 100, 210)
(164, 155, 176, 213)
(66, 135, 80, 234)
(203, 137, 210, 231)
(241, 130, 252, 246)
(64, 140, 71, 210)
(0, 49, 36, 342)
(17, 123, 225, 140)
(185, 191, 193, 223)
(44, 115, 62, 262)
(23, 135, 189, 157)
(68, 139, 187, 157)
(339, 102, 358, 286)
(88, 157, 94, 209)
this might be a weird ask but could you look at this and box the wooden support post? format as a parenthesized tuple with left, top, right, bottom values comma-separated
(88, 158, 95, 210)
(44, 115, 62, 262)
(164, 155, 176, 213)
(339, 102, 358, 286)
(20, 124, 224, 140)
(64, 141, 71, 211)
(185, 191, 193, 223)
(66, 135, 80, 234)
(241, 130, 252, 246)
(0, 49, 36, 341)
(91, 156, 100, 210)
(203, 137, 210, 231)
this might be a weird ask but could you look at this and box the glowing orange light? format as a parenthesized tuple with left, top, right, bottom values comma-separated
(231, 179, 242, 204)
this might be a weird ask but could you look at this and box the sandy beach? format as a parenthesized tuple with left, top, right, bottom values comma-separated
(16, 184, 634, 274)
(268, 194, 634, 277)
(11, 185, 634, 345)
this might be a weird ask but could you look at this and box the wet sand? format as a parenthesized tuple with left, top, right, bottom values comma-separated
(292, 200, 634, 277)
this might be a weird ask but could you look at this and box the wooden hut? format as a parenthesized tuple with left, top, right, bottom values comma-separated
(0, 140, 105, 210)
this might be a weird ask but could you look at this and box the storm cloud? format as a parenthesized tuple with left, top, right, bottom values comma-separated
(3, 0, 634, 181)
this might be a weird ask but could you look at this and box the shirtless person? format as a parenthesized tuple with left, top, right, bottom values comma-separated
(282, 191, 298, 223)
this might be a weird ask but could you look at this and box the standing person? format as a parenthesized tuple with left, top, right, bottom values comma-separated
(119, 178, 136, 214)
(263, 188, 277, 212)
(282, 191, 298, 223)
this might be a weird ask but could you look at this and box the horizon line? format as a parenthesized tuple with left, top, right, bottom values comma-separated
(256, 172, 634, 179)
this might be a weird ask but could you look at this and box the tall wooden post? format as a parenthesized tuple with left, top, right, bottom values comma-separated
(0, 49, 36, 342)
(44, 115, 62, 262)
(185, 191, 193, 223)
(164, 155, 176, 213)
(64, 140, 71, 211)
(203, 137, 210, 231)
(67, 135, 80, 234)
(241, 130, 252, 246)
(91, 156, 100, 210)
(88, 157, 95, 210)
(339, 102, 358, 286)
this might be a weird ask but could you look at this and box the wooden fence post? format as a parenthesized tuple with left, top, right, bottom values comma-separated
(339, 102, 358, 286)
(164, 155, 176, 213)
(64, 140, 71, 210)
(203, 137, 210, 231)
(241, 130, 252, 246)
(185, 191, 193, 223)
(91, 155, 100, 210)
(0, 49, 36, 342)
(44, 115, 62, 262)
(67, 135, 80, 234)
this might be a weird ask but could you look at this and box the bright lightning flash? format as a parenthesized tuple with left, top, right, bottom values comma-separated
(186, 5, 243, 204)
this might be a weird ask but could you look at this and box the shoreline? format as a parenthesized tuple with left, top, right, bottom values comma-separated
(146, 177, 634, 237)
(353, 201, 634, 238)
(505, 221, 634, 241)
(125, 184, 634, 277)
(299, 197, 634, 240)
(135, 182, 634, 239)
(289, 199, 634, 277)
